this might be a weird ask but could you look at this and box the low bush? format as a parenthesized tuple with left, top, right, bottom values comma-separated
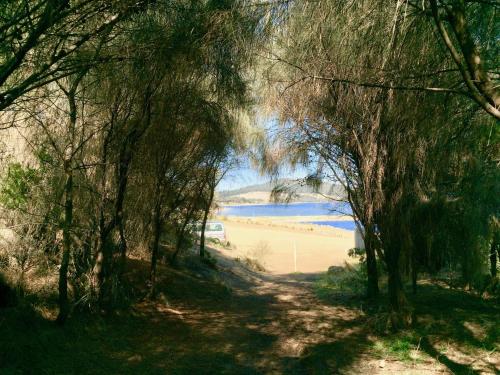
(315, 262, 367, 297)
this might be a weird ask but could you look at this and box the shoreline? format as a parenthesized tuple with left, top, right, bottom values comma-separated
(215, 214, 354, 223)
(216, 199, 346, 207)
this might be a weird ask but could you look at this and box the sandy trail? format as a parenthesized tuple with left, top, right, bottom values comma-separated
(124, 238, 498, 375)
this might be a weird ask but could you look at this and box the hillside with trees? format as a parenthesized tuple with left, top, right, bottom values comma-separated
(217, 179, 345, 204)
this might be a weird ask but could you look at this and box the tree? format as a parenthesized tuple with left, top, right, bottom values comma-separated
(0, 0, 265, 315)
(424, 0, 499, 119)
(262, 0, 497, 328)
(0, 0, 142, 112)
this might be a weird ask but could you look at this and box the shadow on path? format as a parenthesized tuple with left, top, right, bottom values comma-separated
(1, 248, 499, 374)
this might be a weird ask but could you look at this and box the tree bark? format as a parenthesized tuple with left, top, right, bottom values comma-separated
(95, 90, 152, 307)
(56, 77, 80, 324)
(172, 220, 189, 264)
(490, 240, 498, 278)
(93, 121, 112, 303)
(446, 3, 499, 108)
(95, 122, 141, 306)
(56, 167, 73, 325)
(149, 197, 162, 297)
(364, 226, 379, 298)
(199, 184, 215, 258)
(386, 243, 412, 330)
(117, 215, 127, 278)
(412, 262, 418, 295)
(96, 149, 131, 307)
(429, 0, 500, 120)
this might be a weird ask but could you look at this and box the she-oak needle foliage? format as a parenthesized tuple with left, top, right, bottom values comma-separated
(0, 0, 498, 332)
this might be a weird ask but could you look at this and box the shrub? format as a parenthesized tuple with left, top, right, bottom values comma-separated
(0, 252, 9, 269)
(0, 163, 40, 210)
(315, 262, 367, 297)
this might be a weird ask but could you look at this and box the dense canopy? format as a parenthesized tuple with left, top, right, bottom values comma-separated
(0, 0, 498, 372)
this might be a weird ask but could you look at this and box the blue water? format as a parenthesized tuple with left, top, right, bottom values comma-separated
(219, 202, 353, 217)
(304, 220, 357, 231)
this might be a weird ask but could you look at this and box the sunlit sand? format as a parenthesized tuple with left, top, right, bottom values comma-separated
(216, 216, 356, 274)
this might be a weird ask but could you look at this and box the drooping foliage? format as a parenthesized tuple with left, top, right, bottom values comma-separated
(0, 0, 264, 319)
(261, 0, 499, 327)
(0, 0, 497, 331)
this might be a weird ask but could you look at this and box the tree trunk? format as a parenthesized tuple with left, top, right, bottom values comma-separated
(117, 198, 127, 279)
(447, 3, 500, 108)
(199, 185, 215, 258)
(411, 244, 418, 295)
(412, 263, 418, 295)
(56, 168, 73, 324)
(56, 78, 80, 324)
(364, 226, 379, 298)
(93, 124, 112, 305)
(490, 240, 498, 278)
(94, 94, 152, 307)
(386, 243, 412, 330)
(149, 199, 162, 297)
(172, 222, 188, 264)
(95, 143, 132, 307)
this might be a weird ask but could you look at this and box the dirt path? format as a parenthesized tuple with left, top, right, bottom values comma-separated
(2, 253, 497, 374)
(123, 254, 465, 375)
(131, 268, 370, 374)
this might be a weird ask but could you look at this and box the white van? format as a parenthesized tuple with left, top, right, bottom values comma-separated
(195, 222, 226, 242)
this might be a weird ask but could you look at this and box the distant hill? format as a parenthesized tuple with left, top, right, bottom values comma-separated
(217, 179, 345, 204)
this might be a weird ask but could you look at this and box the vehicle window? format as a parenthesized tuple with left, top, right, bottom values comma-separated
(207, 223, 223, 231)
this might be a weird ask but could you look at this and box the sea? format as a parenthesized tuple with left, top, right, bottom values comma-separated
(219, 202, 356, 231)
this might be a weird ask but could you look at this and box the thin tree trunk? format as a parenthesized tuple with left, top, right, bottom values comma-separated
(412, 262, 418, 295)
(149, 197, 162, 297)
(429, 0, 500, 119)
(172, 220, 189, 264)
(93, 126, 112, 306)
(95, 91, 152, 307)
(118, 216, 127, 277)
(446, 3, 499, 108)
(57, 168, 73, 324)
(96, 139, 133, 307)
(364, 225, 379, 299)
(490, 241, 498, 278)
(411, 238, 419, 295)
(56, 77, 80, 324)
(199, 184, 215, 258)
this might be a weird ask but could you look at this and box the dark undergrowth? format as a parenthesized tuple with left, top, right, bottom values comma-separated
(0, 257, 247, 375)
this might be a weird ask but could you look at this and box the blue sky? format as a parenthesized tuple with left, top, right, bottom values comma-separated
(217, 116, 310, 192)
(217, 159, 309, 192)
(217, 164, 268, 191)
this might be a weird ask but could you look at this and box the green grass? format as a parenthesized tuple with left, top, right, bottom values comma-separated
(373, 334, 423, 363)
(314, 265, 500, 372)
(314, 264, 367, 298)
